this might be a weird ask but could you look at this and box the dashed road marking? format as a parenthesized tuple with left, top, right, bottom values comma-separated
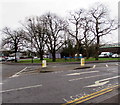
(0, 83, 3, 85)
(92, 65, 96, 68)
(69, 73, 110, 82)
(66, 71, 99, 76)
(0, 84, 42, 93)
(106, 64, 109, 67)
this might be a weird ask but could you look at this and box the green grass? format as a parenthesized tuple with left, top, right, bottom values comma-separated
(17, 57, 119, 63)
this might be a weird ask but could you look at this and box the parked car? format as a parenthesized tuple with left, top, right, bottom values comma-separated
(33, 56, 38, 59)
(112, 54, 120, 58)
(0, 57, 5, 62)
(7, 57, 15, 61)
(99, 52, 113, 58)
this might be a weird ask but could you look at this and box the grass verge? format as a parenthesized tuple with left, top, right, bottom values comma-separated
(17, 57, 119, 63)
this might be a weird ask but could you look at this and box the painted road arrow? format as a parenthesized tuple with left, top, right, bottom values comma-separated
(85, 75, 120, 87)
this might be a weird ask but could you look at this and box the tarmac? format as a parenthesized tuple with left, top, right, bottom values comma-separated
(1, 60, 120, 104)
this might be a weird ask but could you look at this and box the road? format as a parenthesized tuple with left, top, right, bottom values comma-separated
(1, 62, 120, 104)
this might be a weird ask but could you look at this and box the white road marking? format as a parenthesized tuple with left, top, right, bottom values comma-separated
(93, 65, 96, 68)
(69, 74, 110, 82)
(53, 66, 57, 67)
(106, 64, 109, 67)
(9, 67, 28, 78)
(66, 71, 99, 76)
(86, 75, 120, 87)
(63, 98, 69, 102)
(67, 73, 81, 76)
(96, 75, 120, 83)
(86, 81, 109, 87)
(115, 63, 119, 66)
(0, 83, 2, 85)
(0, 84, 42, 93)
(55, 71, 63, 73)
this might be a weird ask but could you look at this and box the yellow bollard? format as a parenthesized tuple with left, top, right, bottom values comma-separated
(81, 58, 85, 66)
(42, 60, 47, 68)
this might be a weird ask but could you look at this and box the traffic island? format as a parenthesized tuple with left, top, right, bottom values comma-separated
(74, 66, 92, 70)
(39, 67, 53, 73)
(40, 70, 53, 73)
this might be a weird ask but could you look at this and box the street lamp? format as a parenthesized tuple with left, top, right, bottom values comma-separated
(28, 18, 33, 63)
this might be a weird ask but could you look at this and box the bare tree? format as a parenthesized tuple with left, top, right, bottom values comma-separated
(34, 16, 47, 60)
(2, 27, 24, 62)
(22, 16, 47, 61)
(43, 13, 67, 62)
(68, 9, 85, 59)
(89, 4, 117, 60)
(82, 16, 96, 59)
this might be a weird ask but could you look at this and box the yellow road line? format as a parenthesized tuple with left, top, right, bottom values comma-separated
(61, 85, 119, 105)
(72, 89, 113, 105)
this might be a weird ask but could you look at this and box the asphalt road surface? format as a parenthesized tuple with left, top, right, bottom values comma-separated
(1, 62, 120, 104)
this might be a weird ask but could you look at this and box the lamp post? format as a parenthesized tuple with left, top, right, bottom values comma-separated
(28, 18, 33, 63)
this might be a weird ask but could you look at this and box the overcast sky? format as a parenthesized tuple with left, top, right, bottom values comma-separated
(0, 0, 119, 44)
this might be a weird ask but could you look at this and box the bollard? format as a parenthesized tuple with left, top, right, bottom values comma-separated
(81, 58, 85, 66)
(42, 60, 47, 68)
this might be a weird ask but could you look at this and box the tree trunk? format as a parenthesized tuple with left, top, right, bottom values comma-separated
(52, 50, 56, 62)
(15, 45, 17, 62)
(86, 48, 89, 59)
(95, 36, 100, 60)
(15, 51, 17, 62)
(40, 52, 44, 61)
(38, 50, 44, 61)
(76, 41, 80, 60)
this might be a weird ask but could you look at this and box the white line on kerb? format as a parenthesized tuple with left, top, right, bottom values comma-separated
(9, 67, 28, 78)
(0, 84, 42, 93)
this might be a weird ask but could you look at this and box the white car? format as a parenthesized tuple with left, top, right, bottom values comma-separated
(7, 57, 15, 61)
(99, 52, 113, 58)
(112, 54, 120, 58)
(34, 56, 38, 59)
(0, 57, 5, 61)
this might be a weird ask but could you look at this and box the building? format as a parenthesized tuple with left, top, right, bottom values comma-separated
(99, 43, 120, 54)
